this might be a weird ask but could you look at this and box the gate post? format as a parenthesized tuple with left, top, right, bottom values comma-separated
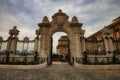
(35, 29, 41, 52)
(38, 16, 51, 65)
(81, 37, 86, 53)
(7, 26, 19, 54)
(70, 16, 83, 65)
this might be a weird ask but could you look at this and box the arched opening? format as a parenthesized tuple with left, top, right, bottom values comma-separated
(38, 10, 83, 66)
(48, 30, 72, 65)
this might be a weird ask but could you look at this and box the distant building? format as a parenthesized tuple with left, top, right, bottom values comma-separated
(56, 16, 120, 64)
(0, 10, 119, 64)
(56, 36, 69, 57)
(87, 16, 120, 52)
(88, 16, 120, 40)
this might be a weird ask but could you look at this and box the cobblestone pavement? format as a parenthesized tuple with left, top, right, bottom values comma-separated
(0, 62, 120, 80)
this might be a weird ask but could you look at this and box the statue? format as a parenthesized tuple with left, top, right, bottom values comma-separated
(42, 16, 49, 23)
(71, 16, 78, 23)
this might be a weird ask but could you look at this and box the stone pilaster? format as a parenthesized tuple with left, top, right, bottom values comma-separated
(70, 16, 83, 64)
(108, 37, 114, 54)
(102, 27, 113, 56)
(82, 38, 86, 52)
(38, 16, 51, 58)
(103, 38, 109, 55)
(34, 37, 39, 52)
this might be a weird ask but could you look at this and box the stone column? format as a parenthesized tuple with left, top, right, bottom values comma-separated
(108, 37, 114, 55)
(10, 37, 18, 53)
(38, 16, 51, 64)
(69, 36, 75, 65)
(40, 32, 46, 56)
(7, 26, 19, 54)
(46, 37, 52, 65)
(35, 29, 41, 52)
(81, 38, 86, 53)
(102, 27, 112, 56)
(38, 37, 41, 53)
(103, 38, 109, 55)
(74, 33, 82, 57)
(70, 16, 83, 64)
(7, 38, 12, 52)
(34, 37, 39, 52)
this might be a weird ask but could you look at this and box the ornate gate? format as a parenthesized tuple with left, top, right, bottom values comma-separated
(36, 9, 85, 65)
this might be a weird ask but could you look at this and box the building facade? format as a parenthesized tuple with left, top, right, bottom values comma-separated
(56, 16, 120, 64)
(88, 16, 120, 40)
(57, 36, 69, 57)
(87, 16, 120, 55)
(0, 10, 120, 65)
(0, 10, 85, 65)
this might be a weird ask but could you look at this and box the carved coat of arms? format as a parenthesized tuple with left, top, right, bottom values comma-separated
(56, 16, 66, 27)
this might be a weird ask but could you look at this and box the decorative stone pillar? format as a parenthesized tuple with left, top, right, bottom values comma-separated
(38, 16, 51, 64)
(70, 16, 83, 64)
(23, 37, 29, 52)
(7, 26, 19, 54)
(46, 36, 52, 65)
(81, 37, 86, 53)
(69, 36, 75, 64)
(35, 28, 40, 52)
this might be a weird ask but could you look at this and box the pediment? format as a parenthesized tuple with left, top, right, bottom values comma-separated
(52, 9, 69, 27)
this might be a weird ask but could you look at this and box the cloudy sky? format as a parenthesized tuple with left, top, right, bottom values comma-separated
(0, 0, 120, 52)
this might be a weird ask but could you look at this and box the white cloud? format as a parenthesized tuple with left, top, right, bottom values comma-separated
(0, 31, 8, 40)
(0, 0, 120, 52)
(19, 27, 35, 40)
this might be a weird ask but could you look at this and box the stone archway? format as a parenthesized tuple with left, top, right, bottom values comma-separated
(48, 29, 71, 65)
(36, 9, 85, 65)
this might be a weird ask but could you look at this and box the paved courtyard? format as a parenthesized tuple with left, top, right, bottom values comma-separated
(0, 62, 120, 80)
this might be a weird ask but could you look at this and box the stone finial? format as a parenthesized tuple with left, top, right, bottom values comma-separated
(52, 9, 69, 22)
(58, 9, 62, 13)
(36, 28, 41, 35)
(81, 30, 85, 35)
(42, 16, 49, 23)
(23, 36, 29, 43)
(9, 26, 19, 35)
(71, 16, 78, 23)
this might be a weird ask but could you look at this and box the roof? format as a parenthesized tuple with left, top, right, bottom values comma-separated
(58, 36, 68, 40)
(87, 16, 120, 39)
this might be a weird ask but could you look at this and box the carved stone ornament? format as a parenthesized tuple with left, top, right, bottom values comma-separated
(23, 36, 29, 43)
(52, 9, 69, 27)
(81, 30, 85, 36)
(36, 28, 41, 35)
(9, 26, 19, 35)
(42, 16, 49, 23)
(71, 16, 78, 23)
